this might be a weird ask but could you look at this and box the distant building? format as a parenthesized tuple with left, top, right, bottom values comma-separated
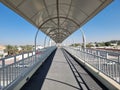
(90, 42, 96, 47)
(33, 45, 44, 51)
(17, 47, 22, 51)
(0, 45, 5, 54)
(0, 45, 6, 58)
(111, 43, 117, 46)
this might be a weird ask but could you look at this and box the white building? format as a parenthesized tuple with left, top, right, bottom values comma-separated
(111, 43, 117, 46)
(0, 45, 6, 58)
(0, 45, 5, 54)
(33, 45, 44, 51)
(17, 47, 22, 51)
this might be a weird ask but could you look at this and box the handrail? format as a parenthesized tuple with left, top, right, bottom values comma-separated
(64, 46, 120, 84)
(0, 46, 56, 90)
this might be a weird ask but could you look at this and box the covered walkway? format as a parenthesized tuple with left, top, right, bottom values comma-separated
(0, 0, 116, 90)
(21, 48, 107, 90)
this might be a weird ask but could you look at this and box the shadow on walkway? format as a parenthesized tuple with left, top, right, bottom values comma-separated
(20, 49, 57, 90)
(45, 78, 80, 90)
(62, 49, 108, 90)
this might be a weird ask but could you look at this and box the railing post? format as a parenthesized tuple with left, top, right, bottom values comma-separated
(22, 53, 24, 60)
(22, 53, 24, 67)
(2, 59, 5, 68)
(106, 52, 108, 59)
(14, 56, 16, 63)
(118, 55, 120, 63)
(28, 52, 29, 58)
(32, 52, 33, 56)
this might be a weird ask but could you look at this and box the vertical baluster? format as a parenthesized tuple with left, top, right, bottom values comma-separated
(12, 65, 13, 82)
(14, 56, 17, 79)
(6, 67, 8, 86)
(22, 53, 24, 68)
(115, 63, 117, 82)
(97, 51, 101, 71)
(2, 59, 5, 87)
(118, 64, 120, 83)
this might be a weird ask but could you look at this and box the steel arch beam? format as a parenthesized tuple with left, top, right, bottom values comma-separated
(42, 27, 71, 35)
(46, 28, 71, 34)
(38, 16, 80, 29)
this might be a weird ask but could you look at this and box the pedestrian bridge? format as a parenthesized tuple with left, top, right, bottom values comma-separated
(0, 47, 120, 90)
(1, 0, 120, 90)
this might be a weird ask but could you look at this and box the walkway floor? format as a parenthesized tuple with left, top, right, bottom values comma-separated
(40, 48, 79, 90)
(21, 48, 107, 90)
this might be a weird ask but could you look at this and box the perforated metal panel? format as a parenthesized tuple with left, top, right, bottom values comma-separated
(1, 0, 112, 43)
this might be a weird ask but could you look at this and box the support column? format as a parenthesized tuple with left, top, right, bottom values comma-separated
(44, 35, 47, 48)
(48, 38, 51, 47)
(34, 29, 39, 60)
(80, 28, 86, 49)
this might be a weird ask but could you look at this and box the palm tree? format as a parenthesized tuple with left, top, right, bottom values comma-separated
(5, 45, 18, 55)
(20, 45, 33, 52)
(26, 45, 33, 52)
(20, 46, 26, 52)
(13, 45, 19, 54)
(5, 45, 13, 55)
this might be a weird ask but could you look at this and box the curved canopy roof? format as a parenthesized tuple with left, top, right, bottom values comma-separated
(1, 0, 112, 43)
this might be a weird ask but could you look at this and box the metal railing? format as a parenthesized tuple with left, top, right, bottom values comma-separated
(64, 46, 120, 84)
(0, 46, 56, 90)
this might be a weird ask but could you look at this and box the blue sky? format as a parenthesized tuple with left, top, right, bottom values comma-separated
(65, 0, 120, 44)
(0, 0, 120, 45)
